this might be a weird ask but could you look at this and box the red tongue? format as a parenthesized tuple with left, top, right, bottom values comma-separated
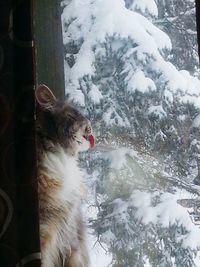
(88, 134, 95, 148)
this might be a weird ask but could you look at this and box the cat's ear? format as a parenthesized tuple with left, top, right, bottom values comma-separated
(35, 84, 57, 109)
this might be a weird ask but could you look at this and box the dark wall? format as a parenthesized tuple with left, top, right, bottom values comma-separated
(0, 1, 41, 266)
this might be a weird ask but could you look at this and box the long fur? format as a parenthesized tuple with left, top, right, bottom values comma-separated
(36, 85, 91, 267)
(38, 147, 89, 267)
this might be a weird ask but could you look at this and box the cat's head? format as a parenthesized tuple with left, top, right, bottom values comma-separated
(35, 84, 95, 155)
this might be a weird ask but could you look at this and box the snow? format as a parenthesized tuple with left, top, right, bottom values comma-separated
(62, 0, 200, 111)
(102, 107, 129, 127)
(180, 70, 200, 96)
(62, 0, 171, 105)
(66, 85, 85, 106)
(131, 190, 200, 250)
(152, 58, 200, 109)
(192, 114, 200, 128)
(93, 146, 200, 255)
(70, 47, 95, 84)
(127, 70, 156, 93)
(178, 114, 187, 121)
(131, 191, 157, 224)
(62, 0, 200, 265)
(154, 129, 167, 141)
(194, 252, 200, 266)
(191, 139, 200, 150)
(148, 105, 167, 119)
(106, 148, 129, 170)
(88, 84, 103, 104)
(129, 0, 158, 17)
(88, 230, 112, 267)
(143, 256, 151, 267)
(83, 184, 112, 267)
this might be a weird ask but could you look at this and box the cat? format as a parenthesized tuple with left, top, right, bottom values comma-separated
(35, 84, 94, 267)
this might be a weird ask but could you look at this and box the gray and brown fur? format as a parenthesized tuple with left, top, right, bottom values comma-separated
(36, 85, 91, 267)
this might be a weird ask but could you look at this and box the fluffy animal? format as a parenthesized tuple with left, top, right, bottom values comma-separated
(35, 85, 94, 267)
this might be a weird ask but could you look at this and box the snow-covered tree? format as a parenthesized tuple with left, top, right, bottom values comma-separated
(62, 0, 200, 266)
(155, 0, 199, 76)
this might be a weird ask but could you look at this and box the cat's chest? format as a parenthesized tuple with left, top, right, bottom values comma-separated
(39, 147, 84, 205)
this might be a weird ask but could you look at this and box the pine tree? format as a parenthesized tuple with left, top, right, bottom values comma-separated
(156, 0, 199, 76)
(62, 0, 200, 266)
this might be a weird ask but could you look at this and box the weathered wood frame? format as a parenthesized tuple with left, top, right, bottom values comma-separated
(33, 0, 65, 99)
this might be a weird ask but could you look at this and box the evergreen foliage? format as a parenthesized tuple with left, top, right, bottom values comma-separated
(62, 0, 200, 266)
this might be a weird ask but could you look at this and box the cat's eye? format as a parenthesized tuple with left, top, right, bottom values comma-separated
(85, 126, 91, 134)
(64, 125, 68, 134)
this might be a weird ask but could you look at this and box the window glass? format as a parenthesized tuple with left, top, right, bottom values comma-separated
(62, 0, 200, 266)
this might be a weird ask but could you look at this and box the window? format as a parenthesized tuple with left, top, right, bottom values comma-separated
(62, 0, 200, 266)
(1, 1, 199, 266)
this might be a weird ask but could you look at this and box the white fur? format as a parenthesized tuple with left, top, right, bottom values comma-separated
(42, 146, 84, 201)
(40, 146, 86, 267)
(75, 130, 91, 153)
